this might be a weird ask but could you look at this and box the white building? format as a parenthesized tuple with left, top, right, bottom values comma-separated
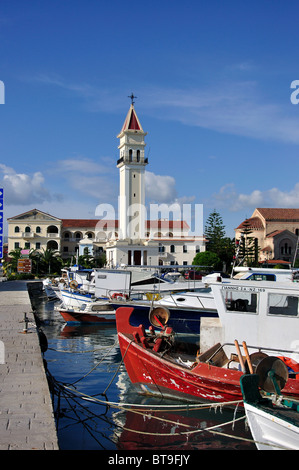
(7, 101, 206, 266)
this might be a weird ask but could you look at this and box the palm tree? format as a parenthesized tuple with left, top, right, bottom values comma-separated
(39, 248, 62, 274)
(8, 248, 22, 272)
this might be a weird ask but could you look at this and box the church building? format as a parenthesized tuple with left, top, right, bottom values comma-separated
(235, 208, 299, 265)
(7, 100, 206, 266)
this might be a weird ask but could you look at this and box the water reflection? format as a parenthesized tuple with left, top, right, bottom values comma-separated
(32, 296, 256, 450)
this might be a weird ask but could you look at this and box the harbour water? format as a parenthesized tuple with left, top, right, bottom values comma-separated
(31, 296, 256, 451)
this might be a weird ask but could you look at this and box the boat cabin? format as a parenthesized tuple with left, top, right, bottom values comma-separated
(200, 279, 299, 362)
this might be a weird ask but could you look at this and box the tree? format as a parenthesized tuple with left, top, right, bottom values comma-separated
(205, 210, 226, 254)
(192, 251, 221, 270)
(238, 219, 259, 266)
(38, 248, 62, 274)
(8, 248, 22, 272)
(204, 210, 235, 271)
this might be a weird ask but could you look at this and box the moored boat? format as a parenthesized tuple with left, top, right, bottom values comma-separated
(56, 300, 116, 324)
(115, 307, 299, 404)
(116, 278, 299, 404)
(240, 371, 299, 450)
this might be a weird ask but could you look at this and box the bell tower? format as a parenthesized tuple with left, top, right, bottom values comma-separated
(117, 95, 148, 240)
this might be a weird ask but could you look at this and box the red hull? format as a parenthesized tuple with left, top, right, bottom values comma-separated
(116, 307, 299, 404)
(59, 309, 115, 324)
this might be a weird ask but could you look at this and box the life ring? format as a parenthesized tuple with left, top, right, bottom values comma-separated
(69, 280, 78, 289)
(278, 356, 299, 379)
(111, 292, 128, 301)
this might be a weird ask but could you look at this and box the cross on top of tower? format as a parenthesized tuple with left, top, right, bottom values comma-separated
(128, 93, 137, 105)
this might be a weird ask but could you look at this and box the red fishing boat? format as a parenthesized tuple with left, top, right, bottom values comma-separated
(56, 301, 116, 324)
(116, 305, 299, 404)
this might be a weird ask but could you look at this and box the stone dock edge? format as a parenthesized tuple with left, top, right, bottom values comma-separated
(0, 280, 59, 450)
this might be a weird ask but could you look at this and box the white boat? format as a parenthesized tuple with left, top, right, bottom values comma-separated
(42, 278, 60, 300)
(240, 371, 299, 450)
(232, 266, 299, 282)
(56, 299, 116, 324)
(200, 277, 299, 362)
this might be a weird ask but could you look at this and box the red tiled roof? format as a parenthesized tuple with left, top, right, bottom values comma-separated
(257, 208, 299, 221)
(62, 219, 118, 229)
(62, 219, 189, 230)
(259, 259, 291, 265)
(235, 217, 264, 230)
(266, 230, 284, 238)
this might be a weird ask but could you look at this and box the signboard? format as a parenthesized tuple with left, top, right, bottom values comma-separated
(17, 259, 32, 273)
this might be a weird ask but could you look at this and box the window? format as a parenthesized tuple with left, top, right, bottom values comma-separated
(63, 246, 69, 252)
(14, 226, 20, 233)
(222, 288, 258, 313)
(268, 293, 299, 316)
(14, 242, 19, 249)
(183, 245, 187, 253)
(36, 226, 41, 233)
(170, 245, 175, 253)
(136, 150, 140, 162)
(159, 244, 165, 253)
(47, 225, 58, 234)
(25, 226, 31, 233)
(25, 242, 30, 249)
(35, 242, 41, 249)
(248, 273, 276, 281)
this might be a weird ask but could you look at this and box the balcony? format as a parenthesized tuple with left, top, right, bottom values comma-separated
(22, 232, 35, 238)
(47, 233, 60, 238)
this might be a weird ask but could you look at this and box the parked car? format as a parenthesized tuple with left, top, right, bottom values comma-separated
(184, 269, 203, 280)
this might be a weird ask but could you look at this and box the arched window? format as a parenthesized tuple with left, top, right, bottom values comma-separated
(14, 226, 20, 233)
(47, 240, 58, 250)
(36, 226, 41, 233)
(129, 149, 133, 162)
(47, 225, 58, 234)
(25, 226, 31, 233)
(136, 150, 140, 162)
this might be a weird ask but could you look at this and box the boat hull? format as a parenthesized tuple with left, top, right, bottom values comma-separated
(111, 302, 217, 335)
(118, 331, 241, 403)
(58, 308, 115, 324)
(244, 402, 299, 450)
(60, 289, 97, 308)
(116, 307, 299, 404)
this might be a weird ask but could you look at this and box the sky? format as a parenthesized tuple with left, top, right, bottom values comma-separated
(1, 0, 299, 238)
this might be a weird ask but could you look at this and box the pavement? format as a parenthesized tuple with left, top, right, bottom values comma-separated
(0, 280, 59, 450)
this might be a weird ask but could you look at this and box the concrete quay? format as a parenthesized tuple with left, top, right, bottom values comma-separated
(0, 280, 59, 450)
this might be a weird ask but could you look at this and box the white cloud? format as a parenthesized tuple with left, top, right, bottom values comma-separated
(139, 82, 299, 145)
(48, 157, 119, 203)
(145, 171, 177, 203)
(0, 164, 53, 205)
(212, 182, 299, 212)
(31, 74, 299, 144)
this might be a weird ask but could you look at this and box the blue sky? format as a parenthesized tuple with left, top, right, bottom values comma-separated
(1, 0, 299, 237)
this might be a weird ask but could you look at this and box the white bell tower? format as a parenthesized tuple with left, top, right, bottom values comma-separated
(117, 95, 148, 240)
